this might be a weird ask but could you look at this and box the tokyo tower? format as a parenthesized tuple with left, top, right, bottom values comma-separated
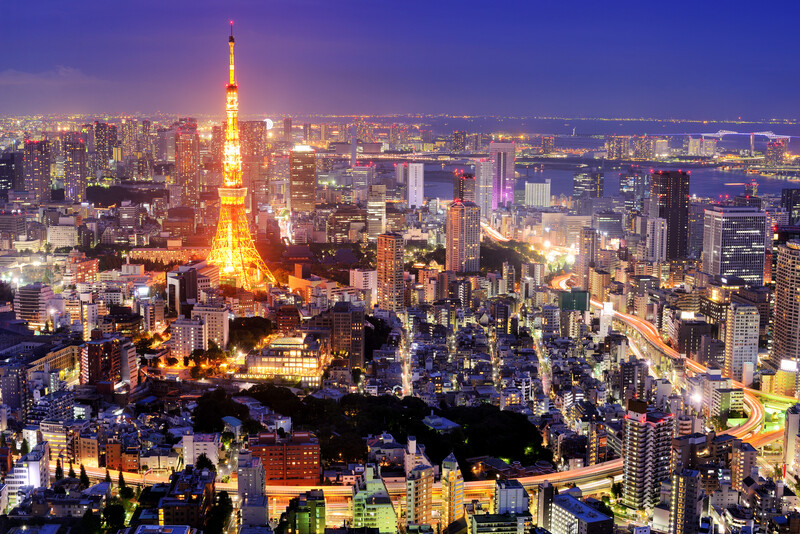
(207, 23, 275, 289)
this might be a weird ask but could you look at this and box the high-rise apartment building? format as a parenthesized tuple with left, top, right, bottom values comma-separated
(290, 145, 316, 213)
(283, 118, 293, 143)
(23, 139, 51, 203)
(573, 169, 604, 199)
(784, 405, 800, 478)
(622, 399, 674, 510)
(771, 240, 800, 366)
(377, 233, 404, 312)
(14, 282, 54, 331)
(62, 132, 87, 203)
(282, 490, 326, 534)
(474, 158, 493, 218)
(446, 200, 481, 273)
(453, 172, 476, 202)
(650, 170, 690, 260)
(171, 316, 208, 359)
(489, 142, 515, 208)
(441, 453, 464, 529)
(723, 303, 759, 384)
(668, 469, 703, 534)
(605, 135, 630, 159)
(406, 464, 433, 526)
(175, 124, 200, 208)
(407, 163, 424, 208)
(191, 304, 230, 349)
(702, 206, 766, 285)
(645, 217, 668, 262)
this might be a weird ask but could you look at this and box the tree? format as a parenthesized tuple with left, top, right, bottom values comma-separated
(119, 486, 135, 500)
(68, 463, 77, 479)
(118, 471, 127, 489)
(81, 509, 102, 534)
(105, 469, 112, 483)
(195, 453, 216, 472)
(55, 460, 64, 481)
(103, 503, 126, 529)
(20, 438, 30, 455)
(166, 357, 179, 366)
(80, 464, 90, 488)
(205, 491, 234, 534)
(611, 481, 623, 500)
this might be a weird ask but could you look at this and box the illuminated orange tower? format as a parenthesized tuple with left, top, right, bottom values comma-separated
(207, 23, 275, 289)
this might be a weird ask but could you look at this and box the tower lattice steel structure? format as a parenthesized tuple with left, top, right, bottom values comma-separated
(207, 23, 275, 289)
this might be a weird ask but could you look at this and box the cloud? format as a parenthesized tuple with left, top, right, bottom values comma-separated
(0, 66, 104, 87)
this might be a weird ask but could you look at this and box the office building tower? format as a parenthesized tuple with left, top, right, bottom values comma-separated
(524, 180, 551, 208)
(668, 469, 703, 534)
(0, 363, 31, 421)
(446, 200, 481, 273)
(453, 172, 476, 202)
(367, 184, 387, 240)
(650, 170, 690, 260)
(406, 464, 433, 526)
(120, 119, 137, 160)
(407, 163, 424, 208)
(573, 169, 604, 199)
(302, 123, 311, 142)
(283, 118, 293, 142)
(23, 139, 51, 202)
(723, 303, 759, 385)
(781, 188, 800, 224)
(490, 141, 515, 208)
(290, 145, 316, 213)
(576, 227, 598, 291)
(771, 241, 800, 366)
(606, 135, 630, 159)
(62, 132, 87, 203)
(645, 218, 668, 262)
(0, 150, 23, 195)
(14, 282, 54, 331)
(619, 168, 650, 210)
(474, 158, 493, 218)
(441, 453, 464, 529)
(702, 206, 766, 285)
(394, 163, 406, 185)
(175, 123, 200, 207)
(622, 399, 674, 510)
(377, 233, 404, 312)
(541, 136, 555, 154)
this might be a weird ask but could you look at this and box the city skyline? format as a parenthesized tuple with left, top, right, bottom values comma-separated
(3, 0, 800, 118)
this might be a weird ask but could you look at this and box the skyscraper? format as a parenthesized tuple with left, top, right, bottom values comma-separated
(576, 227, 598, 291)
(62, 132, 87, 203)
(93, 121, 117, 172)
(366, 184, 387, 240)
(489, 141, 515, 208)
(289, 145, 317, 213)
(702, 206, 766, 285)
(407, 163, 424, 208)
(650, 170, 690, 260)
(206, 24, 274, 289)
(622, 399, 673, 510)
(441, 453, 464, 530)
(572, 169, 604, 199)
(474, 158, 493, 218)
(175, 123, 200, 208)
(453, 172, 476, 202)
(446, 200, 481, 273)
(645, 218, 668, 262)
(377, 233, 404, 312)
(283, 118, 293, 143)
(724, 303, 759, 384)
(781, 188, 800, 224)
(23, 139, 51, 203)
(771, 241, 800, 366)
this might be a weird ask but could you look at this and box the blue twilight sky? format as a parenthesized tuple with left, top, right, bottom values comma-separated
(2, 0, 800, 119)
